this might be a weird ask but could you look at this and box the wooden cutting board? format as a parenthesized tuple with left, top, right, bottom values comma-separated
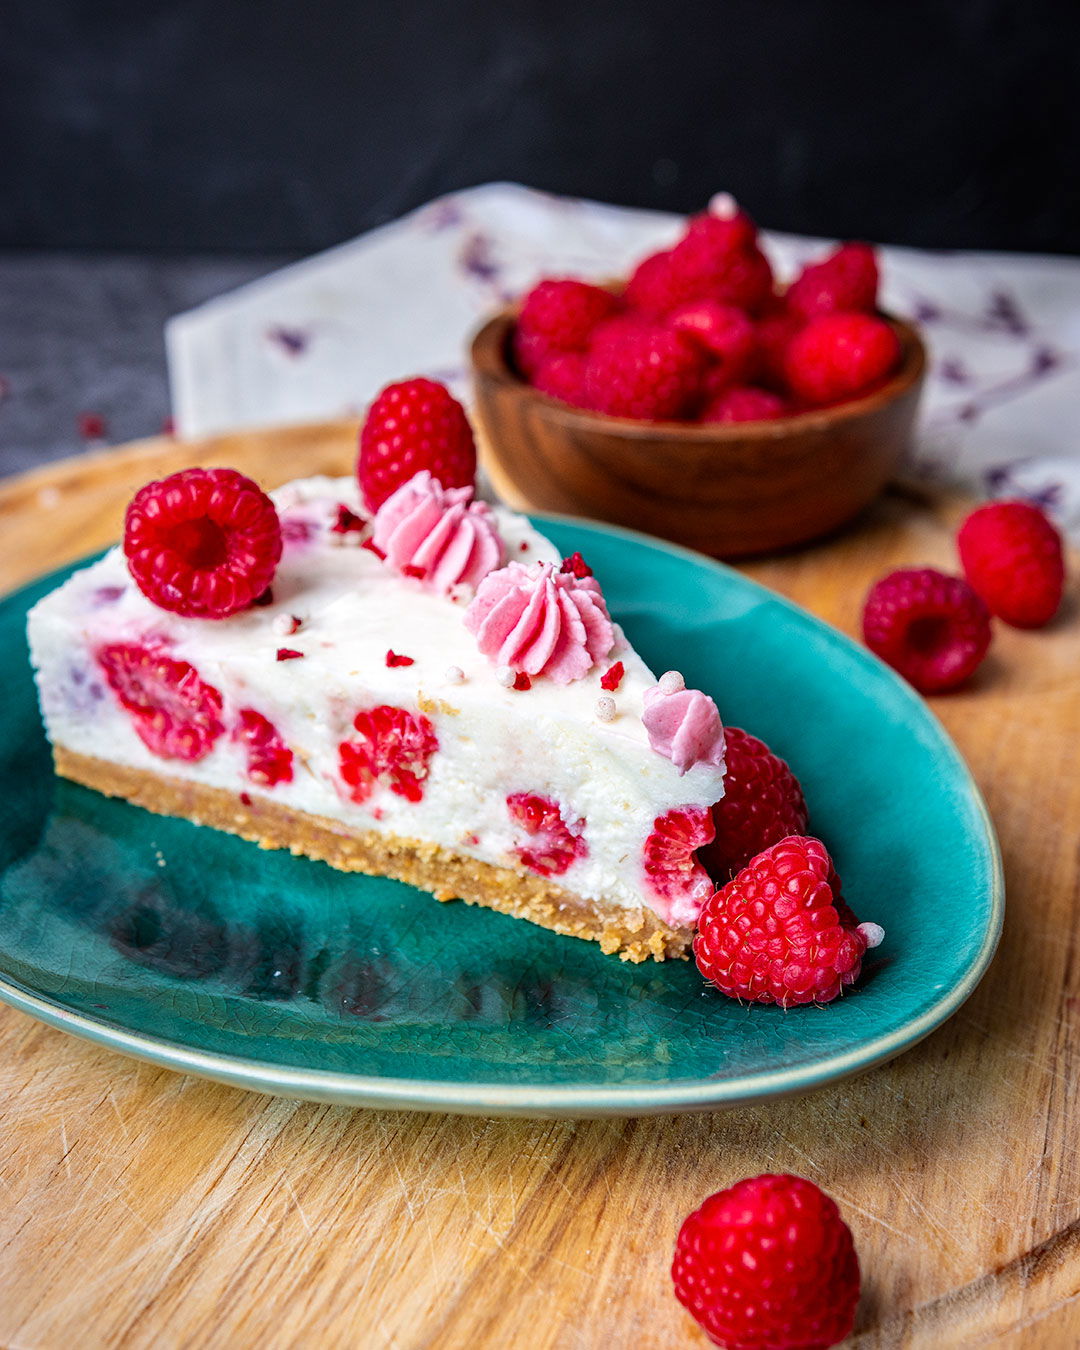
(1, 422, 1079, 1350)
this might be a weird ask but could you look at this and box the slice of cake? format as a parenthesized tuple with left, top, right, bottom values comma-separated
(28, 437, 725, 962)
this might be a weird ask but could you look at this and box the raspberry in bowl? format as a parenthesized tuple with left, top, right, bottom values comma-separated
(470, 203, 926, 558)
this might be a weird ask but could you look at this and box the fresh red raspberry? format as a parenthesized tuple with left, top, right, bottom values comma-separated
(338, 704, 439, 804)
(514, 278, 618, 375)
(583, 324, 705, 420)
(957, 499, 1065, 628)
(786, 242, 880, 320)
(623, 250, 686, 317)
(506, 792, 588, 876)
(672, 236, 775, 315)
(753, 309, 804, 389)
(668, 301, 757, 383)
(626, 244, 773, 318)
(531, 351, 589, 407)
(862, 567, 991, 693)
(96, 643, 224, 761)
(672, 1173, 860, 1350)
(694, 836, 872, 1006)
(784, 313, 901, 405)
(682, 203, 759, 256)
(701, 386, 787, 424)
(123, 468, 283, 620)
(234, 708, 293, 786)
(357, 378, 476, 512)
(701, 728, 808, 878)
(588, 311, 656, 355)
(643, 806, 716, 923)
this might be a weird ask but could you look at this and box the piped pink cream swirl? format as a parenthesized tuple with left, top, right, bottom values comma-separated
(642, 671, 726, 775)
(372, 470, 505, 595)
(464, 561, 615, 684)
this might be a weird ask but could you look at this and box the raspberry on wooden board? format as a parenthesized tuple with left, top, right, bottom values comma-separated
(957, 499, 1065, 628)
(862, 567, 992, 693)
(672, 1173, 861, 1350)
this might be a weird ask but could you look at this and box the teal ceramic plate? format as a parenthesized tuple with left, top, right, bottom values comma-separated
(0, 518, 1002, 1116)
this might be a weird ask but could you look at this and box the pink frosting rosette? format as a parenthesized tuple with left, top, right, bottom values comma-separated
(464, 560, 615, 684)
(372, 470, 505, 595)
(642, 671, 726, 775)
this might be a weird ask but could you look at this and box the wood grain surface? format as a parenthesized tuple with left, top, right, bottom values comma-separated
(2, 423, 1079, 1349)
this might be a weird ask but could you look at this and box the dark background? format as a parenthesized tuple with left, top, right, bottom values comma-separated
(4, 0, 1079, 255)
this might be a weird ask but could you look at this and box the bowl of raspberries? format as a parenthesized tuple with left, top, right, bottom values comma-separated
(470, 198, 926, 558)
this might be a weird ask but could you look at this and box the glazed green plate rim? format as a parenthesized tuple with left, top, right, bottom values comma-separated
(0, 514, 1004, 1115)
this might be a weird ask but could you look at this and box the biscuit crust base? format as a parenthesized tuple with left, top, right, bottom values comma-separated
(53, 747, 692, 963)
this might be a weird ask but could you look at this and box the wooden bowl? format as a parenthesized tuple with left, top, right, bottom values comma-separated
(470, 309, 927, 558)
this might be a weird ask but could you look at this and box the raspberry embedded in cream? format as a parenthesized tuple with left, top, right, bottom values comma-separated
(464, 560, 615, 684)
(642, 676, 726, 776)
(372, 470, 505, 596)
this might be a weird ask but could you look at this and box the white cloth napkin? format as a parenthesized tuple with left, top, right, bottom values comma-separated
(167, 182, 1080, 534)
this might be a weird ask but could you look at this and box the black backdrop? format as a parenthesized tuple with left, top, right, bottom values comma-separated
(4, 0, 1078, 254)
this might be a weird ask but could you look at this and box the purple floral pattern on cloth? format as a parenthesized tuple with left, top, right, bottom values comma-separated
(166, 183, 1080, 536)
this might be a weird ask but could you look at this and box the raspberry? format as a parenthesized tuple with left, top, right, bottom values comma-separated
(784, 313, 900, 406)
(339, 704, 439, 804)
(862, 567, 991, 693)
(589, 312, 655, 355)
(514, 278, 618, 375)
(957, 499, 1065, 628)
(532, 352, 588, 407)
(672, 1173, 860, 1350)
(643, 806, 716, 926)
(701, 728, 808, 878)
(668, 301, 757, 382)
(694, 836, 872, 1006)
(787, 241, 879, 320)
(123, 468, 283, 620)
(683, 204, 759, 256)
(701, 386, 787, 424)
(234, 708, 293, 786)
(506, 792, 588, 876)
(357, 378, 476, 512)
(753, 309, 804, 389)
(623, 250, 687, 318)
(97, 643, 224, 761)
(584, 324, 705, 420)
(625, 244, 773, 319)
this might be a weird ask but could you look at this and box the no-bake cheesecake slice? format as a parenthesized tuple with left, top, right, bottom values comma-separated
(28, 463, 726, 961)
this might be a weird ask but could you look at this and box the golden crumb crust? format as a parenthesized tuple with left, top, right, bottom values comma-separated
(53, 747, 692, 963)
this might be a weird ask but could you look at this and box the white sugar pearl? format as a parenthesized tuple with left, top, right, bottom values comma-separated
(858, 922, 885, 949)
(444, 665, 465, 685)
(658, 670, 685, 694)
(708, 191, 738, 219)
(272, 613, 301, 636)
(595, 696, 617, 723)
(495, 666, 516, 688)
